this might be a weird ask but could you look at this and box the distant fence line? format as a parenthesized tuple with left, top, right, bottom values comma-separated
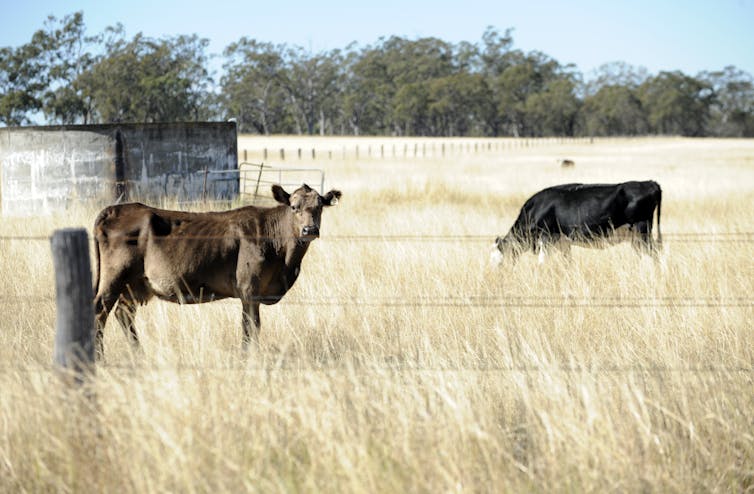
(238, 136, 597, 163)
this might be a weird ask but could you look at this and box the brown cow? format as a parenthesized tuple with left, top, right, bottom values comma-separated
(92, 184, 341, 359)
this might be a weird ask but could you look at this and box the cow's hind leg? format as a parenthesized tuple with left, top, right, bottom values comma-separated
(114, 295, 140, 353)
(631, 221, 657, 256)
(94, 289, 121, 361)
(93, 272, 138, 360)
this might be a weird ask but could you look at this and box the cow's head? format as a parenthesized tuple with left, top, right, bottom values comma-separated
(490, 233, 521, 266)
(273, 184, 342, 241)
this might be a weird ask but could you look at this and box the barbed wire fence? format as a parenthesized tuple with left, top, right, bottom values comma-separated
(0, 231, 752, 378)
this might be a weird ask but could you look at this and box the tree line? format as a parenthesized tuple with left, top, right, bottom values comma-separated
(2, 12, 753, 137)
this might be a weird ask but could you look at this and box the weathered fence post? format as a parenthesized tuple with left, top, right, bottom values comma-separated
(280, 148, 285, 160)
(52, 228, 95, 381)
(253, 163, 265, 203)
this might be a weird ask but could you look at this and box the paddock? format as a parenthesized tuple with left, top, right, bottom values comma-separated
(0, 137, 752, 492)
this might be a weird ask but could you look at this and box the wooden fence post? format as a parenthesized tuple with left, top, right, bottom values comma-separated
(51, 228, 95, 381)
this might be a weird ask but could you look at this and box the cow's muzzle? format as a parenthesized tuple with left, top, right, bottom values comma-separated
(301, 226, 320, 238)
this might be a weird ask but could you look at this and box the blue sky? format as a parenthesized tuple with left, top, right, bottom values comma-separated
(2, 0, 753, 79)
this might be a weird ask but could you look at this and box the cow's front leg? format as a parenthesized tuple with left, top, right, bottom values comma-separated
(241, 300, 261, 350)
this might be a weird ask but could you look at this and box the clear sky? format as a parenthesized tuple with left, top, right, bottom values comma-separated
(2, 0, 753, 79)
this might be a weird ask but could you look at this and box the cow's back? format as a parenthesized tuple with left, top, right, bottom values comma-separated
(515, 183, 631, 236)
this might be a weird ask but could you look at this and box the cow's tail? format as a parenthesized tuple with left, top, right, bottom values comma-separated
(92, 210, 107, 298)
(93, 231, 100, 296)
(655, 183, 662, 247)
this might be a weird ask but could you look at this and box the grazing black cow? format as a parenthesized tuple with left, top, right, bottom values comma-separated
(491, 181, 662, 264)
(93, 184, 341, 359)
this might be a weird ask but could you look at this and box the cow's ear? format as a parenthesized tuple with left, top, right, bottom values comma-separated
(322, 189, 342, 206)
(272, 185, 290, 205)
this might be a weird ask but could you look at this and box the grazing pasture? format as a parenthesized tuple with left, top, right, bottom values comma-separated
(1, 137, 752, 492)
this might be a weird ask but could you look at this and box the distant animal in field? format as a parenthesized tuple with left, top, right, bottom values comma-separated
(491, 181, 662, 265)
(560, 159, 575, 168)
(92, 184, 341, 359)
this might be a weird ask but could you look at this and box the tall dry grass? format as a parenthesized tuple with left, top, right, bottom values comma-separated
(1, 137, 752, 492)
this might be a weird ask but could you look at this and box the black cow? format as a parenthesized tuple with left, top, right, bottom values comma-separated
(491, 181, 662, 264)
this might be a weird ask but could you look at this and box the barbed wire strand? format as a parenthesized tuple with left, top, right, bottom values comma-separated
(1, 364, 751, 374)
(0, 295, 752, 308)
(1, 233, 754, 243)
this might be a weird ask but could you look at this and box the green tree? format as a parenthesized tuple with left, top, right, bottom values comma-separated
(428, 73, 493, 136)
(584, 61, 649, 96)
(0, 38, 47, 125)
(524, 77, 580, 136)
(581, 85, 648, 136)
(393, 82, 430, 135)
(638, 71, 714, 136)
(699, 66, 754, 137)
(82, 30, 213, 123)
(277, 47, 343, 135)
(39, 12, 99, 124)
(341, 44, 395, 135)
(221, 38, 291, 134)
(494, 51, 563, 136)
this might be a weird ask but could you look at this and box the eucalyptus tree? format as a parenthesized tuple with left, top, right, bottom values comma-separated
(221, 38, 291, 134)
(39, 12, 99, 124)
(82, 29, 213, 123)
(523, 76, 581, 136)
(277, 47, 343, 135)
(0, 36, 48, 125)
(581, 85, 648, 136)
(638, 71, 714, 136)
(494, 51, 566, 136)
(341, 44, 394, 135)
(699, 65, 754, 137)
(427, 73, 493, 136)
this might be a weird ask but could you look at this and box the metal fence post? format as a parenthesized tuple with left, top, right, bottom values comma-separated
(51, 228, 95, 381)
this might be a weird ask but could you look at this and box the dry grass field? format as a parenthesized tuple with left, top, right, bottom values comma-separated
(1, 137, 753, 492)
